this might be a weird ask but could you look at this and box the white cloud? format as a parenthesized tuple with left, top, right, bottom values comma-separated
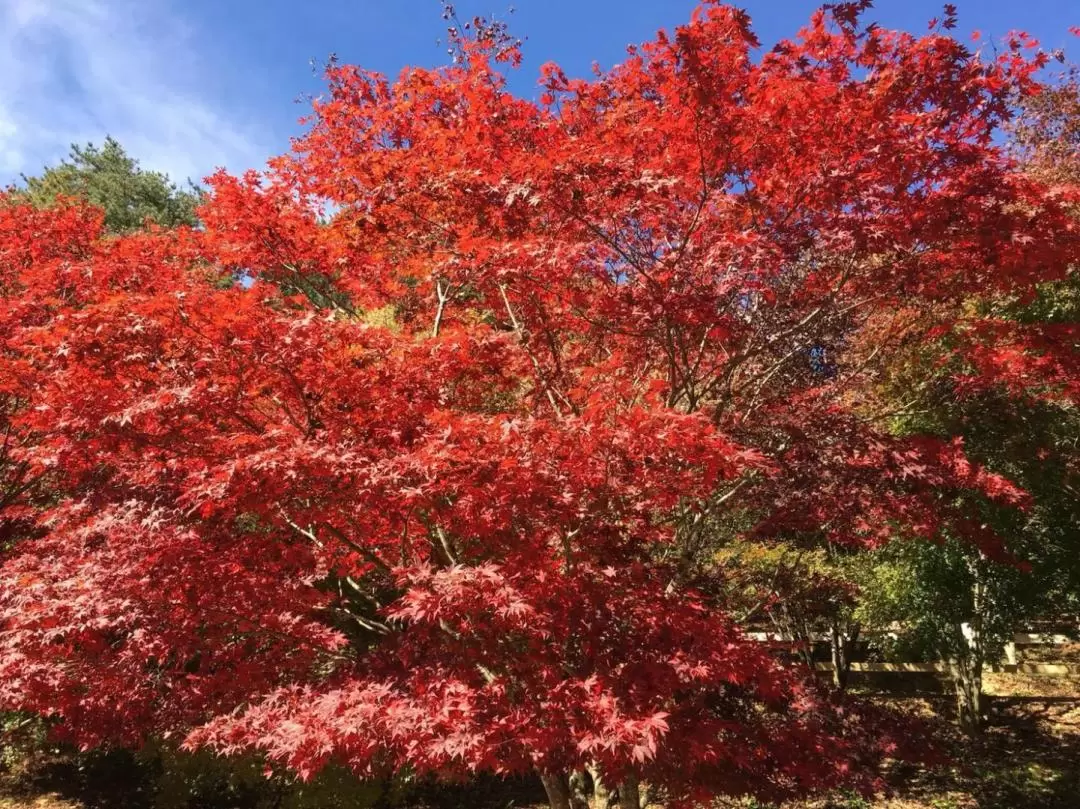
(0, 0, 269, 185)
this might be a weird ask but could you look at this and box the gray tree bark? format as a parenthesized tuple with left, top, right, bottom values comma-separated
(540, 773, 572, 809)
(951, 569, 987, 735)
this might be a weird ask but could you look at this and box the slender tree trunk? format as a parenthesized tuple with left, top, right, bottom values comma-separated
(774, 604, 815, 670)
(951, 565, 987, 735)
(830, 620, 859, 690)
(540, 772, 573, 809)
(587, 764, 610, 809)
(950, 645, 983, 735)
(618, 774, 641, 809)
(568, 770, 590, 809)
(797, 613, 816, 670)
(830, 622, 845, 690)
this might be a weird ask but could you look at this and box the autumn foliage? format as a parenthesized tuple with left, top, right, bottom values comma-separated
(1, 3, 1077, 806)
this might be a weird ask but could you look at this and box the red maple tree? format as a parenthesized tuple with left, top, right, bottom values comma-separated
(2, 4, 1077, 807)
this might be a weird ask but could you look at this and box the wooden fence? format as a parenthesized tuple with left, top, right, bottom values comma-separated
(744, 629, 1079, 678)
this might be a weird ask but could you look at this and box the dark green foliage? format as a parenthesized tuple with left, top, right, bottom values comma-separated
(14, 137, 201, 233)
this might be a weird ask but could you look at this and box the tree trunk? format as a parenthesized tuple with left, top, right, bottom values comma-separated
(951, 648, 983, 735)
(830, 621, 845, 689)
(951, 565, 987, 735)
(774, 604, 815, 670)
(951, 621, 983, 733)
(568, 770, 590, 809)
(830, 620, 859, 690)
(540, 773, 573, 809)
(587, 764, 611, 809)
(618, 774, 641, 809)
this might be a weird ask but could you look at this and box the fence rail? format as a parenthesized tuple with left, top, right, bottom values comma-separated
(812, 662, 1077, 675)
(745, 627, 1079, 678)
(745, 631, 1077, 645)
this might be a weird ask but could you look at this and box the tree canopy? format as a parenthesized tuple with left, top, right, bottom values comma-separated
(12, 137, 201, 233)
(0, 5, 1077, 808)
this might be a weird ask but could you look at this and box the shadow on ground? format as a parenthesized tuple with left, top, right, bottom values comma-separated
(3, 748, 546, 809)
(874, 693, 1080, 809)
(4, 690, 1079, 808)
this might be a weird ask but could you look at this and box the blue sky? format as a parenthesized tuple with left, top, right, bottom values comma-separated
(0, 0, 1075, 186)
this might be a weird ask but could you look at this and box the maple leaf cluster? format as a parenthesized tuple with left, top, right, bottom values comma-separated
(1, 3, 1077, 805)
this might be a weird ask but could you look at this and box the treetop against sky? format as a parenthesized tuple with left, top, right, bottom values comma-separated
(0, 0, 1075, 185)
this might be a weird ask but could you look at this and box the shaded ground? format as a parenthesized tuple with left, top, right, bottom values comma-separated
(871, 691, 1080, 809)
(724, 674, 1080, 809)
(1, 750, 546, 809)
(3, 676, 1078, 809)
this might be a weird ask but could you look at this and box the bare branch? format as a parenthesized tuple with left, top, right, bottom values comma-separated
(432, 278, 452, 338)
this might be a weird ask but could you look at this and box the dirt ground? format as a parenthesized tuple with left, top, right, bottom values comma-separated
(2, 675, 1078, 809)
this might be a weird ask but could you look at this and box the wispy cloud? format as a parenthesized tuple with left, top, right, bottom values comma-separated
(0, 0, 269, 185)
